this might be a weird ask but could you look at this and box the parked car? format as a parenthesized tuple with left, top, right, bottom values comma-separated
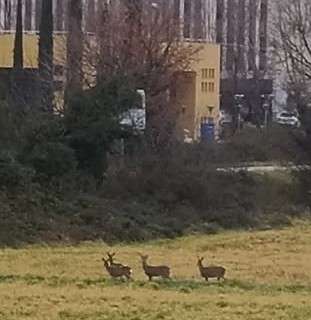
(120, 89, 146, 132)
(275, 111, 300, 127)
(219, 110, 232, 126)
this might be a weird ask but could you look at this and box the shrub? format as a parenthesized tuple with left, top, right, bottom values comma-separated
(25, 142, 77, 180)
(0, 150, 34, 191)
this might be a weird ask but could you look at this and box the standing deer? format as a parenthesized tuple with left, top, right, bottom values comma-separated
(102, 257, 132, 280)
(139, 254, 171, 281)
(106, 252, 126, 268)
(197, 257, 226, 281)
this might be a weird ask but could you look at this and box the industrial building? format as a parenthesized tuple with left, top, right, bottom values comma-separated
(0, 0, 275, 139)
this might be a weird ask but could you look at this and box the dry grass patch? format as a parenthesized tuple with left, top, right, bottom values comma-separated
(0, 222, 311, 319)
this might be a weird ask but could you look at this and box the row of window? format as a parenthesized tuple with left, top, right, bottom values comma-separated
(201, 68, 215, 79)
(201, 81, 215, 93)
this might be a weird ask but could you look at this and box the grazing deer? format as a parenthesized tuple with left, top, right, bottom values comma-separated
(102, 257, 132, 280)
(139, 254, 171, 281)
(197, 257, 226, 281)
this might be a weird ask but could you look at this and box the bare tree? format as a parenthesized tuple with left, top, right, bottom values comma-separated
(275, 0, 311, 82)
(85, 1, 200, 147)
(274, 0, 311, 127)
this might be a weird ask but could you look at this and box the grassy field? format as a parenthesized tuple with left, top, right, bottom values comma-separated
(1, 222, 311, 320)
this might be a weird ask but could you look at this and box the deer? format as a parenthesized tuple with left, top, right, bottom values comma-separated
(197, 257, 226, 281)
(102, 257, 132, 280)
(106, 252, 127, 268)
(139, 254, 171, 281)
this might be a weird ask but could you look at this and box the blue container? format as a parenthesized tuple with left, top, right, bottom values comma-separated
(201, 122, 215, 142)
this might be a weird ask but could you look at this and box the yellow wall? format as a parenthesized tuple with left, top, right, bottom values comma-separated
(192, 42, 220, 138)
(0, 33, 66, 68)
(174, 42, 221, 140)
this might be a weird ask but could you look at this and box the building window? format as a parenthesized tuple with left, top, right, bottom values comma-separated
(202, 68, 208, 79)
(202, 68, 215, 79)
(208, 68, 215, 79)
(208, 82, 215, 92)
(201, 82, 208, 93)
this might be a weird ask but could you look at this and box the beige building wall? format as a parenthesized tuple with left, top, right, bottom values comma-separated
(173, 42, 221, 141)
(192, 42, 220, 139)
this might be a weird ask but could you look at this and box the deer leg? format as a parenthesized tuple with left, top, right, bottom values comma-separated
(148, 275, 152, 281)
(205, 277, 209, 282)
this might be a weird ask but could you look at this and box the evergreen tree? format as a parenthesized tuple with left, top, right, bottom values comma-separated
(38, 0, 54, 111)
(66, 0, 83, 99)
(13, 0, 23, 70)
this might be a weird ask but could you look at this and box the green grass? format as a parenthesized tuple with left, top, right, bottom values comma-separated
(1, 221, 311, 319)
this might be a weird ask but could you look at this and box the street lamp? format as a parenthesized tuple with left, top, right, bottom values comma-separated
(261, 94, 274, 128)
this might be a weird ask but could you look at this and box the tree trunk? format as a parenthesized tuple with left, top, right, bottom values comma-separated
(248, 0, 257, 72)
(193, 0, 203, 39)
(86, 0, 96, 33)
(96, 0, 109, 83)
(38, 0, 54, 111)
(4, 0, 12, 30)
(216, 0, 224, 71)
(226, 0, 236, 75)
(55, 0, 64, 31)
(259, 0, 268, 72)
(66, 0, 83, 99)
(25, 0, 32, 30)
(13, 0, 23, 70)
(237, 0, 246, 75)
(35, 0, 42, 30)
(183, 0, 191, 39)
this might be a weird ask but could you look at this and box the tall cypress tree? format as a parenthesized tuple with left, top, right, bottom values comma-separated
(38, 0, 54, 111)
(35, 0, 42, 30)
(66, 0, 83, 98)
(13, 0, 23, 70)
(25, 0, 32, 30)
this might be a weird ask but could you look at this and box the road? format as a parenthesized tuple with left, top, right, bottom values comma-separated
(216, 164, 311, 173)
